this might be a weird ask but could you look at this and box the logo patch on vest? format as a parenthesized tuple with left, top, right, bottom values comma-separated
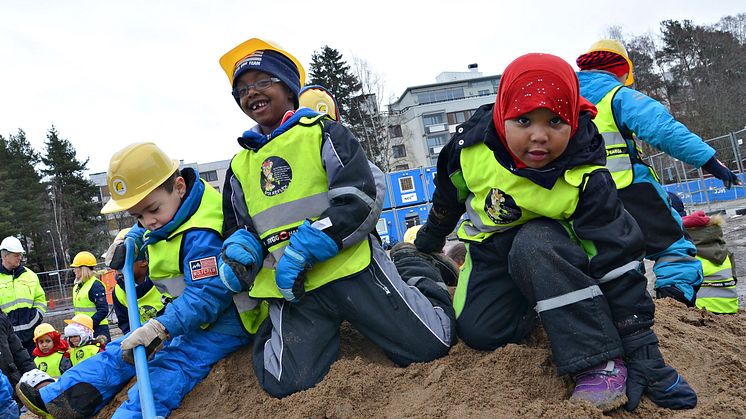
(75, 349, 85, 361)
(140, 305, 159, 321)
(189, 256, 218, 280)
(260, 157, 292, 196)
(39, 361, 48, 372)
(484, 188, 522, 224)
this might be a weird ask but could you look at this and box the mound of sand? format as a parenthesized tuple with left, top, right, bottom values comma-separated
(94, 298, 746, 418)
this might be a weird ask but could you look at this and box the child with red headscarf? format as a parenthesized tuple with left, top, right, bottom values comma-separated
(413, 53, 696, 412)
(31, 323, 71, 378)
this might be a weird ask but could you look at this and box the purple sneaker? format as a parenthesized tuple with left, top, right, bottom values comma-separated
(570, 358, 628, 411)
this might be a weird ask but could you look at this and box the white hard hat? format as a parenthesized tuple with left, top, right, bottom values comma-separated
(19, 369, 54, 388)
(0, 236, 25, 253)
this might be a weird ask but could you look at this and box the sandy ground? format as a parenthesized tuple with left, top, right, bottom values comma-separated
(86, 213, 746, 418)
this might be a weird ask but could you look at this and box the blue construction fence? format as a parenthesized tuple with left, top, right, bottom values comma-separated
(377, 167, 436, 246)
(662, 173, 746, 206)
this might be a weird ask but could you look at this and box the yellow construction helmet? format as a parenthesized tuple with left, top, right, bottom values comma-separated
(101, 142, 180, 214)
(403, 225, 422, 244)
(586, 39, 634, 86)
(71, 251, 97, 267)
(299, 85, 340, 121)
(65, 314, 93, 331)
(219, 38, 306, 88)
(33, 323, 56, 342)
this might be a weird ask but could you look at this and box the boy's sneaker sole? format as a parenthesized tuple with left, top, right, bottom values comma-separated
(16, 382, 52, 419)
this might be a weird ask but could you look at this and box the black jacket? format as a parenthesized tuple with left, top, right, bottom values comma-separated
(0, 311, 35, 386)
(423, 104, 646, 279)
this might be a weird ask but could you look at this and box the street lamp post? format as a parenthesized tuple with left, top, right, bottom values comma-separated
(46, 229, 64, 301)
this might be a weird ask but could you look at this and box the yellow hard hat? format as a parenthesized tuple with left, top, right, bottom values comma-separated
(101, 142, 180, 214)
(219, 38, 306, 88)
(71, 251, 97, 267)
(33, 323, 56, 342)
(299, 85, 340, 121)
(586, 39, 634, 86)
(403, 225, 422, 244)
(65, 314, 93, 331)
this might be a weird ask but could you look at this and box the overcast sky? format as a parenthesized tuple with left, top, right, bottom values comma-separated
(1, 0, 743, 174)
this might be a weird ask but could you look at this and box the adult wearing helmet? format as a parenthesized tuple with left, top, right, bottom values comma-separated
(576, 40, 739, 308)
(70, 251, 110, 342)
(0, 237, 47, 356)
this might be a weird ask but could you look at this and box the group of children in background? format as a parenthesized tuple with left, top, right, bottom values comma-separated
(31, 314, 106, 378)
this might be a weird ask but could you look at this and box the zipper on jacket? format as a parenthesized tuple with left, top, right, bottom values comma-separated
(371, 267, 398, 310)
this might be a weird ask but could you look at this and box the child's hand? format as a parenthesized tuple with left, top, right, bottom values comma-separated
(275, 245, 307, 302)
(218, 229, 263, 292)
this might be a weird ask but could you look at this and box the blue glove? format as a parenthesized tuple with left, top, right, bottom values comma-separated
(701, 157, 740, 189)
(623, 330, 697, 411)
(218, 229, 263, 292)
(275, 220, 339, 302)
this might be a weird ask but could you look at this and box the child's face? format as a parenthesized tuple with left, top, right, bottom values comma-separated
(504, 108, 572, 169)
(127, 177, 186, 231)
(235, 70, 295, 134)
(37, 335, 54, 353)
(68, 336, 81, 347)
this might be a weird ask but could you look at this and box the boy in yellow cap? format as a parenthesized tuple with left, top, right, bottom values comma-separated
(217, 38, 456, 398)
(577, 39, 739, 308)
(17, 142, 267, 418)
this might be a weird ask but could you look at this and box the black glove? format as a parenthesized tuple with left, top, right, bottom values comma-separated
(622, 330, 697, 411)
(655, 286, 695, 307)
(414, 222, 447, 254)
(701, 156, 740, 189)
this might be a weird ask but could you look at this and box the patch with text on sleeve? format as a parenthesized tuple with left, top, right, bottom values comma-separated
(189, 256, 218, 280)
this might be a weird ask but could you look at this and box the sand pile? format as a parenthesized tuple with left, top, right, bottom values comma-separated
(94, 299, 745, 418)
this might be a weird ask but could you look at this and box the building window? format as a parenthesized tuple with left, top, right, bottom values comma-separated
(447, 109, 475, 125)
(200, 170, 218, 182)
(394, 164, 409, 171)
(427, 134, 448, 148)
(399, 176, 415, 193)
(392, 145, 407, 158)
(388, 125, 403, 138)
(422, 113, 445, 127)
(416, 87, 465, 105)
(376, 218, 388, 235)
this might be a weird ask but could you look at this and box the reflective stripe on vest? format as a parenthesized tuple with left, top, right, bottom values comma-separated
(230, 116, 371, 299)
(695, 256, 738, 314)
(69, 344, 100, 366)
(594, 86, 635, 189)
(72, 278, 108, 325)
(113, 284, 165, 325)
(456, 142, 603, 243)
(0, 268, 48, 313)
(34, 351, 65, 377)
(146, 180, 266, 334)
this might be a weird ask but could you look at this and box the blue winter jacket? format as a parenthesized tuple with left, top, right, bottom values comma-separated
(143, 168, 244, 337)
(577, 71, 715, 168)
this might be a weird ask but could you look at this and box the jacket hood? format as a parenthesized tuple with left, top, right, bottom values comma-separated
(687, 224, 729, 265)
(470, 104, 606, 189)
(577, 71, 622, 104)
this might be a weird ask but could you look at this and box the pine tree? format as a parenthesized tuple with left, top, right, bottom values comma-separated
(308, 46, 362, 125)
(41, 126, 108, 263)
(0, 130, 54, 270)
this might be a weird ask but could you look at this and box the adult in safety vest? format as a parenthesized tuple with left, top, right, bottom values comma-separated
(682, 211, 740, 314)
(576, 39, 740, 307)
(218, 38, 455, 399)
(17, 142, 267, 419)
(0, 236, 47, 356)
(70, 251, 110, 342)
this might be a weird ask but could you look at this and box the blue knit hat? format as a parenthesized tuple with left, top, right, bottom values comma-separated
(232, 50, 301, 105)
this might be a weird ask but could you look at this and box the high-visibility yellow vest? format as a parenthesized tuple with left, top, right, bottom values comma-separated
(113, 283, 164, 325)
(69, 343, 100, 366)
(593, 86, 644, 189)
(695, 255, 739, 314)
(34, 351, 65, 377)
(230, 115, 371, 299)
(72, 278, 109, 325)
(0, 268, 47, 314)
(456, 142, 603, 243)
(146, 179, 268, 334)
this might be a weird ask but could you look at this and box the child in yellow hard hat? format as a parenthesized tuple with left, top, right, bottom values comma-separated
(217, 38, 455, 398)
(16, 142, 267, 418)
(31, 323, 71, 377)
(63, 314, 105, 367)
(70, 251, 110, 342)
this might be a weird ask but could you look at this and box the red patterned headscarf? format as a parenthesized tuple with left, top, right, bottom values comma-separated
(32, 330, 69, 357)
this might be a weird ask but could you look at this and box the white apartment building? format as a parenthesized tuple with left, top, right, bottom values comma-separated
(386, 64, 500, 169)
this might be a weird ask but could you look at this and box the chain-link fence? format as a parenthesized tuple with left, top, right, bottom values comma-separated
(644, 127, 746, 209)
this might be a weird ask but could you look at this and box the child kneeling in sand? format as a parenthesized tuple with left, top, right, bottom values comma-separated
(414, 53, 696, 412)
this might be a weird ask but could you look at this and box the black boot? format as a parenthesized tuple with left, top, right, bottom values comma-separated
(16, 382, 51, 418)
(389, 242, 459, 286)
